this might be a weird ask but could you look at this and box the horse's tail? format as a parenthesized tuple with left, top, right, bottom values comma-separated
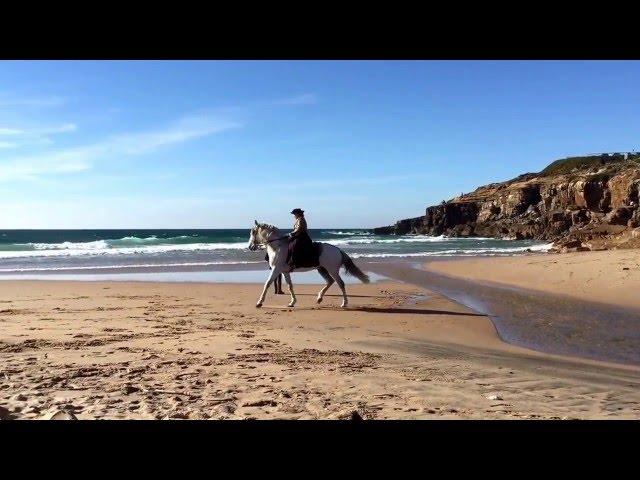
(341, 251, 370, 284)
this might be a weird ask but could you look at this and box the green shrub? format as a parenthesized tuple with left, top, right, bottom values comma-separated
(540, 154, 628, 176)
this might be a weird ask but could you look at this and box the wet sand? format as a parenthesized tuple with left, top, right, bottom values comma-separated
(425, 250, 640, 311)
(364, 259, 640, 366)
(1, 279, 639, 419)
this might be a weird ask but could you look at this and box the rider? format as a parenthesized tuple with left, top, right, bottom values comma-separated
(287, 208, 314, 269)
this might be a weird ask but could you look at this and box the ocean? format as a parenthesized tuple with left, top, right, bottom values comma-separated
(0, 229, 551, 275)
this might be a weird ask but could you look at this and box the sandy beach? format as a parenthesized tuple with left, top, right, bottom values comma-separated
(2, 276, 639, 420)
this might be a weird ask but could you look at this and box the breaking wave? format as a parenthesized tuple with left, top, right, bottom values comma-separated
(0, 230, 552, 271)
(351, 243, 553, 258)
(326, 231, 372, 236)
(0, 240, 248, 259)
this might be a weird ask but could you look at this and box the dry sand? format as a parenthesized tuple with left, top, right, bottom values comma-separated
(425, 249, 640, 311)
(1, 278, 639, 420)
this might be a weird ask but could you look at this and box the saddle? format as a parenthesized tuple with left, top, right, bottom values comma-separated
(288, 241, 322, 269)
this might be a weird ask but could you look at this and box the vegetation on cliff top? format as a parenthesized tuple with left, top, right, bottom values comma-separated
(541, 153, 640, 176)
(460, 154, 640, 202)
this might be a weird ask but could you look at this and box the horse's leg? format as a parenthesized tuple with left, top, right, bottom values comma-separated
(256, 269, 279, 308)
(283, 272, 296, 307)
(316, 267, 334, 304)
(273, 274, 283, 294)
(328, 268, 348, 308)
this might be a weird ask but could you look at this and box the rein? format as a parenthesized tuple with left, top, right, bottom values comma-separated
(257, 233, 289, 247)
(267, 235, 289, 243)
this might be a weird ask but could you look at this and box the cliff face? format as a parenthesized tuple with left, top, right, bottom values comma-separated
(374, 154, 640, 250)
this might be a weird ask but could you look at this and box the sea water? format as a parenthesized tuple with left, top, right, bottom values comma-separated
(0, 229, 551, 275)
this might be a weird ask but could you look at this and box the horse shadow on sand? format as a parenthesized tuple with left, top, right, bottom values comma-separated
(263, 302, 486, 317)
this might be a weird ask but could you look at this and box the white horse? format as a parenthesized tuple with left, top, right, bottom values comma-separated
(247, 221, 370, 308)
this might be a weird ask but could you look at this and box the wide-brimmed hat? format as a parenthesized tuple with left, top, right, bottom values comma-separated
(290, 208, 304, 215)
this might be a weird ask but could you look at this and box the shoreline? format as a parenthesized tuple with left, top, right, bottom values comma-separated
(0, 268, 388, 285)
(2, 254, 639, 367)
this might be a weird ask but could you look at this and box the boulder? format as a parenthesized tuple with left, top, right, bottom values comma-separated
(605, 206, 636, 226)
(372, 226, 394, 235)
(561, 245, 590, 253)
(570, 209, 589, 225)
(556, 239, 582, 249)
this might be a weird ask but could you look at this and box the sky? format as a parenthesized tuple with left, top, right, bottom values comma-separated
(1, 60, 639, 229)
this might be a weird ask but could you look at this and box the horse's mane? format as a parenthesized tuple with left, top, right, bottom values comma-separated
(257, 222, 280, 233)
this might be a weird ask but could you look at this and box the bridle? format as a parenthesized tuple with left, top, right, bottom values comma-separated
(252, 228, 289, 249)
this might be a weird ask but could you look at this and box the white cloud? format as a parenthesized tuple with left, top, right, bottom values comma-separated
(0, 114, 241, 182)
(269, 93, 318, 106)
(0, 123, 77, 150)
(0, 94, 67, 108)
(0, 127, 24, 136)
(0, 123, 77, 137)
(0, 151, 91, 182)
(198, 173, 424, 197)
(107, 115, 239, 155)
(38, 123, 77, 135)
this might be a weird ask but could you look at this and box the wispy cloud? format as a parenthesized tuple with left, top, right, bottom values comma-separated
(263, 173, 423, 191)
(274, 174, 416, 190)
(198, 174, 423, 198)
(105, 115, 239, 155)
(268, 93, 318, 106)
(0, 127, 24, 136)
(0, 114, 241, 182)
(0, 123, 77, 137)
(38, 123, 77, 135)
(0, 123, 77, 150)
(0, 94, 68, 108)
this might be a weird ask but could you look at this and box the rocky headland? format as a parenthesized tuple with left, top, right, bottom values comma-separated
(374, 153, 640, 252)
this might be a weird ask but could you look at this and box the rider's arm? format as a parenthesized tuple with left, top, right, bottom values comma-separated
(289, 218, 307, 238)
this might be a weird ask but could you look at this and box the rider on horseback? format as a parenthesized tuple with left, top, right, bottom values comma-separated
(287, 208, 316, 269)
(249, 218, 370, 309)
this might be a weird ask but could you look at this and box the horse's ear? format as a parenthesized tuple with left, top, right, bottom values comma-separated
(254, 220, 258, 226)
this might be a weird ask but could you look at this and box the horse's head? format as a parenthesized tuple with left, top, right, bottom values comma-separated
(248, 220, 261, 251)
(248, 220, 280, 251)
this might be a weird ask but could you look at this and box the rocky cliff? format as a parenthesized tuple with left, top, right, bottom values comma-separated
(374, 153, 640, 251)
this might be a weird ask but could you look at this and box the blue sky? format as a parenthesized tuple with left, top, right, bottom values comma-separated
(1, 60, 639, 228)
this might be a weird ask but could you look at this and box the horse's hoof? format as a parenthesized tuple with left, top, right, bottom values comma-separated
(341, 304, 348, 309)
(316, 297, 323, 304)
(288, 303, 295, 308)
(255, 303, 262, 308)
